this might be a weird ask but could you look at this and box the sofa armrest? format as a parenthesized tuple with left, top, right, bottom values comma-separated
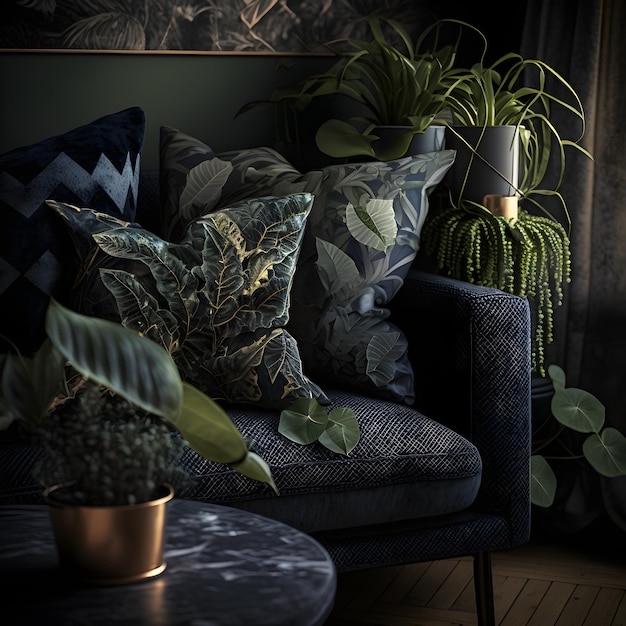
(390, 270, 532, 543)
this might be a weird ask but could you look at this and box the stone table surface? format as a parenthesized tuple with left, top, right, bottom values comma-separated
(0, 500, 337, 625)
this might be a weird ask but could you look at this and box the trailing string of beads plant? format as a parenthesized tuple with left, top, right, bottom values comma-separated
(420, 205, 571, 375)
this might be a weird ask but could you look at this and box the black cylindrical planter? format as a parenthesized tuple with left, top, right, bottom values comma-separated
(445, 125, 520, 206)
(371, 124, 446, 159)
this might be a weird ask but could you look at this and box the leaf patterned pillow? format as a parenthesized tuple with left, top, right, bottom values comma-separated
(49, 195, 328, 410)
(159, 126, 455, 403)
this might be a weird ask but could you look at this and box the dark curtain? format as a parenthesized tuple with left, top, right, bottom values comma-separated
(521, 0, 626, 532)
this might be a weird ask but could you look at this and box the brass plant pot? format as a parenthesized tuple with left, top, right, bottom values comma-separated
(44, 484, 174, 585)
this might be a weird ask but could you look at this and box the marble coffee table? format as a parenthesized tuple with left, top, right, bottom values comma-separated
(0, 500, 337, 625)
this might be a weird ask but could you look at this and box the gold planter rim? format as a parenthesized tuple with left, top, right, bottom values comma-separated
(43, 483, 174, 509)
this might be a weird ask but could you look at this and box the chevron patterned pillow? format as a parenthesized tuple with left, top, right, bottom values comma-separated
(0, 107, 145, 354)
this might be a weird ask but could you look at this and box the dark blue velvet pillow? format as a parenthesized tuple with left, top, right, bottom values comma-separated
(0, 107, 145, 354)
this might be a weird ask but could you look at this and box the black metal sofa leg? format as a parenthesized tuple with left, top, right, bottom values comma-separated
(473, 551, 496, 626)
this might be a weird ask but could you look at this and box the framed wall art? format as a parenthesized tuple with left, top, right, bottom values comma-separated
(0, 0, 427, 55)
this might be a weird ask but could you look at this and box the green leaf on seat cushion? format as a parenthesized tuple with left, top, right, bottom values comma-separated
(318, 407, 360, 455)
(279, 397, 329, 444)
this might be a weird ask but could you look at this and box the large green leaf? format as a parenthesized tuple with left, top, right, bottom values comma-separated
(45, 299, 182, 423)
(0, 339, 65, 426)
(582, 429, 626, 477)
(176, 382, 247, 463)
(231, 451, 278, 494)
(530, 454, 556, 508)
(318, 408, 360, 455)
(279, 397, 329, 444)
(551, 386, 605, 433)
(346, 198, 397, 252)
(315, 119, 377, 159)
(366, 332, 403, 385)
(178, 383, 276, 489)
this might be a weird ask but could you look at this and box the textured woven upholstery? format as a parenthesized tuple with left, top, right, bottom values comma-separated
(0, 170, 532, 625)
(311, 271, 533, 571)
(176, 390, 483, 532)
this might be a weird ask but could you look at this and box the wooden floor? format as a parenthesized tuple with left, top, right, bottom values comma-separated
(323, 528, 626, 626)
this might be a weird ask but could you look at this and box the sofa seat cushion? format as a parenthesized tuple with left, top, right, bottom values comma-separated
(177, 390, 482, 533)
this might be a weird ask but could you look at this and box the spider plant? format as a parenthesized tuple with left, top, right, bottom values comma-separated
(422, 18, 593, 225)
(417, 19, 592, 375)
(237, 16, 457, 161)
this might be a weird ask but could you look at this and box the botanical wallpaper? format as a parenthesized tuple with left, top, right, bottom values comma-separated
(1, 0, 426, 53)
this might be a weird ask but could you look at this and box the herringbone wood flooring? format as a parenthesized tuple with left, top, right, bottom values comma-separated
(324, 524, 626, 626)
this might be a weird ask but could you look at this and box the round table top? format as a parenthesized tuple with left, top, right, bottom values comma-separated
(0, 500, 337, 626)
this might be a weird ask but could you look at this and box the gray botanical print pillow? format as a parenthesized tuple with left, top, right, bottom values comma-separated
(159, 126, 455, 403)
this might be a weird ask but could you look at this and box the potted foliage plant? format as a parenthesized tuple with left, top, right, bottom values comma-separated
(0, 299, 275, 584)
(531, 365, 626, 514)
(237, 15, 457, 162)
(415, 19, 593, 375)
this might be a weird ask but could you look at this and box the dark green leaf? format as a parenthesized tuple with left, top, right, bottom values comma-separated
(177, 382, 247, 463)
(231, 451, 278, 494)
(366, 332, 403, 385)
(582, 429, 626, 477)
(318, 408, 360, 455)
(548, 364, 566, 390)
(1, 339, 64, 426)
(551, 387, 605, 433)
(530, 454, 556, 508)
(45, 299, 182, 422)
(279, 397, 328, 444)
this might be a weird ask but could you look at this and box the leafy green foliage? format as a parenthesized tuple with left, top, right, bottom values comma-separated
(46, 299, 183, 422)
(531, 365, 626, 507)
(418, 18, 592, 225)
(0, 299, 276, 499)
(279, 397, 360, 455)
(421, 207, 570, 375)
(238, 15, 458, 160)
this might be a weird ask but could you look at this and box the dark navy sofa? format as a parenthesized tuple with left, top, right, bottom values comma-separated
(0, 171, 532, 626)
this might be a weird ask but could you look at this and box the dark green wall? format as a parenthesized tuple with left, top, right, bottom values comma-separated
(0, 1, 526, 169)
(0, 52, 331, 169)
